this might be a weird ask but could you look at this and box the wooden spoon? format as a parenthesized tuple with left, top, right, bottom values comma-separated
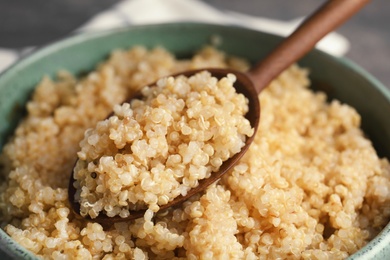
(68, 0, 370, 224)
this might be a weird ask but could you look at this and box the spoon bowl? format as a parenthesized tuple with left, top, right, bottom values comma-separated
(68, 0, 370, 224)
(68, 68, 260, 223)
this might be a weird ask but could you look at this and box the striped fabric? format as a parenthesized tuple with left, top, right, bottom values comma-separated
(0, 0, 349, 73)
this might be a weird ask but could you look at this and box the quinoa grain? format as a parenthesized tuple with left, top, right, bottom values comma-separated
(0, 46, 389, 259)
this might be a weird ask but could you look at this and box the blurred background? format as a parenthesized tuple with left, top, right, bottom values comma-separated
(0, 0, 389, 88)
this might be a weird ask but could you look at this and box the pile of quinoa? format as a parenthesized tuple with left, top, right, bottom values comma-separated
(0, 46, 389, 259)
(73, 71, 253, 219)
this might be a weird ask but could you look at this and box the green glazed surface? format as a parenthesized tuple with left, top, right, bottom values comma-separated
(0, 23, 389, 259)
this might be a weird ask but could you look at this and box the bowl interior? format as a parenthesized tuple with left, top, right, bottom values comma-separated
(0, 23, 389, 259)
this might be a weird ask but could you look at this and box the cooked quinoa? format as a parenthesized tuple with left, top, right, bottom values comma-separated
(0, 46, 389, 259)
(73, 71, 253, 218)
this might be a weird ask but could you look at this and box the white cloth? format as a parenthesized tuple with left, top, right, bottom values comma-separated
(0, 0, 350, 73)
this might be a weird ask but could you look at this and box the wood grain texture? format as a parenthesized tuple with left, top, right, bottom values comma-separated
(0, 0, 388, 87)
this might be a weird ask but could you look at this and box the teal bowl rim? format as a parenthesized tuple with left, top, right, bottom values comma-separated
(0, 22, 389, 259)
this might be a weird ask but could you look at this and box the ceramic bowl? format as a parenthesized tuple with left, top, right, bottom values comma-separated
(0, 23, 389, 259)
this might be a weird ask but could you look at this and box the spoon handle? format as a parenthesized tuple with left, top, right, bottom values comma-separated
(248, 0, 370, 94)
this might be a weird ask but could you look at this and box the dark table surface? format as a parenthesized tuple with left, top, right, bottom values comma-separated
(1, 0, 389, 88)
